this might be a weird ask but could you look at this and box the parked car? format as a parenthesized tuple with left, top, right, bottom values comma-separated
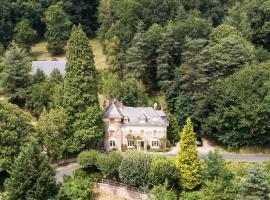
(196, 136, 203, 147)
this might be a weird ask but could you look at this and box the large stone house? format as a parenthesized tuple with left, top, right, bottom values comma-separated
(103, 99, 169, 151)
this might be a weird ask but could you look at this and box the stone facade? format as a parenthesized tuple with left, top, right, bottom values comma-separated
(103, 99, 169, 151)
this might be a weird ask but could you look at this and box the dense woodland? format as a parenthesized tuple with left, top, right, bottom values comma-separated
(1, 0, 270, 199)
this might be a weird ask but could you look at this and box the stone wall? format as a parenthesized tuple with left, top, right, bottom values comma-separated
(94, 182, 149, 200)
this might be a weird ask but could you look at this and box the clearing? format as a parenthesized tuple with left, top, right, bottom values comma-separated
(30, 39, 108, 70)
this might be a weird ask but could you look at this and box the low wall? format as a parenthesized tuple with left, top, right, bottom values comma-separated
(94, 181, 149, 200)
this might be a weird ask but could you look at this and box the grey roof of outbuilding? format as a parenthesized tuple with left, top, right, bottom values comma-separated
(31, 61, 66, 76)
(103, 99, 169, 126)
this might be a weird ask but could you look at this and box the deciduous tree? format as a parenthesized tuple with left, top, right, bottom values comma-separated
(14, 19, 37, 51)
(44, 3, 71, 54)
(0, 101, 32, 171)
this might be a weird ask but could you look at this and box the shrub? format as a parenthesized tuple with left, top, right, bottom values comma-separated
(148, 156, 179, 187)
(119, 151, 152, 187)
(202, 150, 234, 182)
(77, 150, 101, 171)
(150, 182, 177, 200)
(180, 191, 202, 200)
(96, 151, 123, 179)
(57, 176, 93, 200)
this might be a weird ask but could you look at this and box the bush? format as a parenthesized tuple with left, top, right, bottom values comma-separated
(77, 150, 101, 171)
(119, 151, 152, 187)
(150, 182, 177, 200)
(202, 150, 234, 182)
(57, 176, 93, 200)
(96, 151, 123, 179)
(180, 191, 202, 200)
(148, 156, 179, 188)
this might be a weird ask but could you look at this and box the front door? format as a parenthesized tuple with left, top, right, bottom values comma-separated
(139, 141, 144, 150)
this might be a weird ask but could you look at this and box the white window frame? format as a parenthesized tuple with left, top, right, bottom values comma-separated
(151, 139, 159, 148)
(109, 139, 116, 148)
(127, 140, 135, 148)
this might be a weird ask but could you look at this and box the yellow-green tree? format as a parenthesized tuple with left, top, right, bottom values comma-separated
(176, 117, 201, 190)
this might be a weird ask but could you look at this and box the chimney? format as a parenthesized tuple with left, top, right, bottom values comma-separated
(103, 98, 111, 111)
(160, 106, 164, 112)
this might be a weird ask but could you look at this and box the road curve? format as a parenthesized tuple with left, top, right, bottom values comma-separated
(55, 163, 80, 182)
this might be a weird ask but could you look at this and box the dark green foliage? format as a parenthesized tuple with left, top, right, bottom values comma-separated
(63, 25, 104, 152)
(202, 150, 234, 182)
(200, 178, 240, 200)
(12, 0, 56, 37)
(202, 62, 270, 148)
(26, 81, 51, 117)
(101, 71, 149, 106)
(77, 150, 101, 171)
(14, 19, 37, 51)
(32, 68, 46, 84)
(0, 101, 32, 171)
(57, 176, 93, 200)
(0, 0, 14, 45)
(37, 108, 68, 160)
(96, 151, 123, 179)
(125, 22, 149, 83)
(0, 43, 32, 107)
(240, 165, 269, 200)
(119, 152, 152, 187)
(148, 156, 179, 187)
(246, 0, 270, 50)
(49, 68, 63, 85)
(44, 3, 71, 54)
(167, 113, 179, 144)
(156, 27, 177, 87)
(62, 0, 99, 36)
(150, 181, 177, 200)
(106, 36, 123, 75)
(4, 141, 58, 200)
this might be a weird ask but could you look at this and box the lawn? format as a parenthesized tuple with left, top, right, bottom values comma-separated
(30, 39, 108, 70)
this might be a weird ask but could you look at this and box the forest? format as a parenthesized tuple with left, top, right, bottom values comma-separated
(1, 0, 270, 199)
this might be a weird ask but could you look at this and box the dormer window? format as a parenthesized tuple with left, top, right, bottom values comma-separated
(124, 116, 129, 123)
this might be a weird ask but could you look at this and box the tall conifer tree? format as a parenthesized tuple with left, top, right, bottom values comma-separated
(156, 27, 176, 86)
(63, 25, 104, 152)
(4, 141, 58, 200)
(125, 22, 149, 83)
(176, 117, 201, 190)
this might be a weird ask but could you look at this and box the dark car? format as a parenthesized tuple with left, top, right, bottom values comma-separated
(196, 136, 203, 147)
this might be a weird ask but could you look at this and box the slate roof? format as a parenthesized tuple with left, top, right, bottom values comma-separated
(31, 61, 66, 76)
(103, 99, 169, 126)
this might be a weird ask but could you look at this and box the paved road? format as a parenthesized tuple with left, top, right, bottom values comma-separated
(55, 163, 80, 182)
(55, 152, 270, 182)
(165, 151, 270, 161)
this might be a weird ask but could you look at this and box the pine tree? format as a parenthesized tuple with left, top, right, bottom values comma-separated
(176, 117, 201, 190)
(0, 42, 32, 107)
(125, 22, 149, 82)
(156, 27, 176, 86)
(33, 68, 46, 84)
(4, 140, 58, 200)
(106, 35, 123, 75)
(240, 165, 269, 200)
(63, 25, 104, 152)
(14, 19, 37, 51)
(44, 3, 71, 55)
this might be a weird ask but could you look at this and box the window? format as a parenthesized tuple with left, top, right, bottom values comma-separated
(127, 140, 135, 147)
(109, 140, 116, 148)
(109, 119, 115, 124)
(151, 140, 159, 148)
